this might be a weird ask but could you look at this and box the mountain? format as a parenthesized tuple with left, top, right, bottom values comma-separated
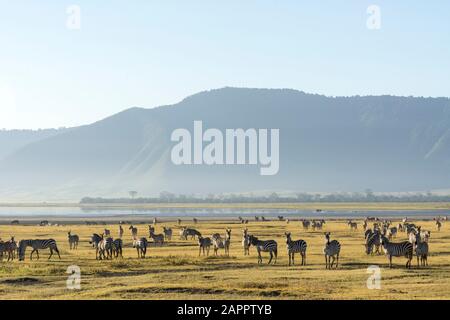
(1, 87, 450, 201)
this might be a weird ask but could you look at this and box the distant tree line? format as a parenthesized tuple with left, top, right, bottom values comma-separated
(80, 190, 450, 204)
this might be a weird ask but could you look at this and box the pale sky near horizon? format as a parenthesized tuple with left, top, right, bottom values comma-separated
(0, 1, 449, 129)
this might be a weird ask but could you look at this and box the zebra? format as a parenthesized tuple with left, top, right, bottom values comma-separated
(301, 220, 311, 230)
(112, 238, 123, 258)
(153, 217, 158, 225)
(323, 232, 340, 269)
(68, 231, 79, 250)
(212, 233, 225, 256)
(436, 220, 442, 231)
(242, 228, 250, 255)
(277, 216, 284, 221)
(414, 232, 428, 267)
(177, 219, 182, 225)
(180, 227, 201, 240)
(18, 239, 61, 261)
(397, 223, 404, 232)
(380, 235, 413, 269)
(248, 235, 277, 265)
(261, 216, 267, 222)
(162, 227, 173, 241)
(133, 237, 148, 258)
(129, 225, 138, 240)
(149, 226, 164, 246)
(224, 228, 231, 256)
(347, 220, 358, 230)
(104, 228, 111, 237)
(98, 236, 114, 260)
(312, 220, 325, 230)
(0, 237, 17, 261)
(193, 218, 198, 224)
(362, 220, 368, 231)
(365, 229, 381, 255)
(198, 236, 212, 256)
(388, 227, 398, 240)
(118, 225, 124, 238)
(89, 233, 103, 260)
(255, 216, 260, 221)
(285, 232, 307, 266)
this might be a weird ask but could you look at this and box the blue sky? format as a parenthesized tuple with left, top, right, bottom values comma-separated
(0, 1, 449, 129)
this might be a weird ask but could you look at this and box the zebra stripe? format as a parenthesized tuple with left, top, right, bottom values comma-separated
(248, 235, 277, 264)
(133, 237, 148, 258)
(18, 239, 60, 261)
(323, 232, 340, 269)
(285, 232, 307, 266)
(380, 235, 413, 269)
(68, 231, 79, 250)
(198, 237, 212, 256)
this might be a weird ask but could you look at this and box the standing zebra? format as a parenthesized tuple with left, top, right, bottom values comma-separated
(414, 231, 428, 267)
(212, 233, 225, 256)
(129, 225, 138, 240)
(0, 237, 17, 261)
(118, 225, 124, 238)
(388, 227, 398, 240)
(285, 232, 307, 266)
(18, 239, 61, 261)
(301, 220, 311, 230)
(248, 235, 277, 265)
(362, 220, 368, 231)
(149, 226, 164, 246)
(380, 235, 413, 269)
(162, 227, 173, 241)
(224, 228, 231, 256)
(104, 228, 111, 237)
(177, 219, 182, 225)
(365, 229, 381, 255)
(198, 236, 212, 256)
(436, 220, 442, 232)
(242, 228, 250, 255)
(347, 220, 358, 230)
(89, 233, 103, 260)
(97, 235, 114, 260)
(193, 218, 198, 224)
(112, 238, 123, 258)
(133, 237, 148, 258)
(68, 231, 79, 250)
(323, 232, 340, 269)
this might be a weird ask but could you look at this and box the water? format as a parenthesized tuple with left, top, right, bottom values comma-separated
(0, 206, 447, 219)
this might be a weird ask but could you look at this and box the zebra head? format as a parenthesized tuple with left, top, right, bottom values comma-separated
(18, 240, 28, 261)
(324, 232, 331, 243)
(284, 232, 292, 243)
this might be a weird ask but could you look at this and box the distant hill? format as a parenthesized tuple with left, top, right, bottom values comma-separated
(1, 87, 449, 201)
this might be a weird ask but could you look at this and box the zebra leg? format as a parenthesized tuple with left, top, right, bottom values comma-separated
(389, 255, 393, 268)
(268, 251, 273, 264)
(55, 246, 61, 259)
(335, 254, 339, 269)
(417, 255, 420, 267)
(48, 249, 53, 260)
(273, 249, 277, 264)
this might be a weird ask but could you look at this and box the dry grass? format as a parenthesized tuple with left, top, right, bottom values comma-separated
(0, 218, 449, 300)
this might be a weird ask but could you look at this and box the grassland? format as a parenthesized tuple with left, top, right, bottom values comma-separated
(0, 218, 449, 300)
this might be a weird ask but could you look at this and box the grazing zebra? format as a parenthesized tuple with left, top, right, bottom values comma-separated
(89, 233, 103, 260)
(129, 225, 138, 240)
(301, 220, 311, 230)
(278, 216, 284, 221)
(255, 216, 260, 221)
(414, 232, 428, 267)
(380, 235, 413, 269)
(212, 233, 225, 256)
(177, 219, 182, 225)
(68, 231, 79, 250)
(133, 237, 148, 258)
(118, 225, 124, 238)
(248, 235, 277, 265)
(193, 218, 198, 224)
(347, 220, 358, 230)
(365, 229, 381, 255)
(436, 220, 442, 231)
(242, 228, 250, 255)
(323, 232, 341, 269)
(181, 227, 202, 240)
(285, 232, 307, 266)
(18, 239, 61, 261)
(162, 227, 173, 241)
(261, 216, 267, 222)
(104, 228, 111, 237)
(198, 236, 212, 256)
(149, 226, 164, 246)
(112, 238, 123, 258)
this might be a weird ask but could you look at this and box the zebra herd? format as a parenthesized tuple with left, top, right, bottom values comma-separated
(1, 217, 445, 268)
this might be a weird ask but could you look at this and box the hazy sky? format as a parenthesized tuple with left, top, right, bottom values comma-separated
(1, 1, 449, 129)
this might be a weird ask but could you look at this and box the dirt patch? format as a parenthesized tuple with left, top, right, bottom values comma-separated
(1, 277, 41, 285)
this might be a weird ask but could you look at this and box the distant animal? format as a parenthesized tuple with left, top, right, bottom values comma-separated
(285, 232, 307, 266)
(436, 220, 442, 232)
(177, 219, 182, 225)
(198, 236, 212, 256)
(193, 218, 198, 224)
(347, 220, 358, 230)
(89, 233, 103, 260)
(18, 239, 61, 261)
(39, 220, 49, 226)
(380, 235, 413, 269)
(261, 216, 267, 222)
(362, 220, 368, 231)
(255, 216, 260, 221)
(162, 227, 173, 241)
(242, 228, 250, 255)
(68, 231, 79, 250)
(180, 227, 201, 240)
(301, 220, 311, 230)
(248, 235, 277, 265)
(133, 237, 148, 258)
(153, 218, 158, 225)
(277, 216, 284, 221)
(11, 220, 19, 225)
(149, 226, 164, 246)
(212, 233, 226, 256)
(104, 229, 111, 237)
(224, 228, 231, 256)
(388, 227, 398, 240)
(0, 237, 17, 261)
(323, 232, 340, 269)
(129, 225, 138, 240)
